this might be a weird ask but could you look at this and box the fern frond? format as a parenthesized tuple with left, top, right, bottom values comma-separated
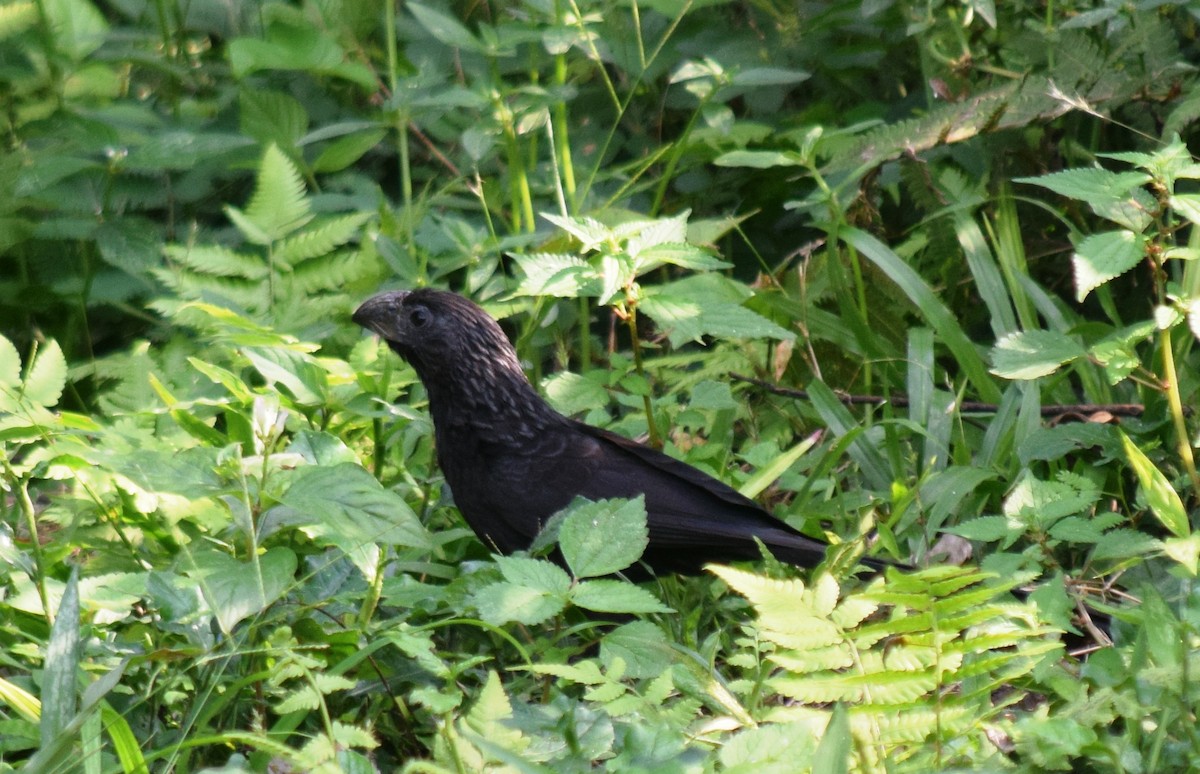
(164, 244, 269, 280)
(275, 212, 371, 267)
(240, 144, 312, 243)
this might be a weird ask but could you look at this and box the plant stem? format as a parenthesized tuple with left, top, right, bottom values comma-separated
(1160, 326, 1200, 500)
(624, 301, 661, 448)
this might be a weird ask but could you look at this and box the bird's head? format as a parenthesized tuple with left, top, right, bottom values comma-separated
(352, 288, 527, 389)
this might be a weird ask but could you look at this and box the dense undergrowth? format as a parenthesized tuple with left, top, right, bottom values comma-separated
(2, 0, 1200, 771)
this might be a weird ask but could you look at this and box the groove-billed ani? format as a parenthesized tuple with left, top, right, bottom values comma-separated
(353, 288, 847, 574)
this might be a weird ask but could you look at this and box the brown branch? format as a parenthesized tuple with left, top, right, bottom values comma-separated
(730, 373, 1148, 419)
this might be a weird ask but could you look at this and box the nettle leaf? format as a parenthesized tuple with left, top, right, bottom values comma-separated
(279, 463, 432, 549)
(600, 621, 676, 679)
(494, 555, 571, 595)
(570, 580, 671, 614)
(989, 330, 1087, 380)
(634, 243, 730, 273)
(512, 252, 599, 298)
(1089, 320, 1155, 385)
(542, 372, 610, 416)
(1171, 193, 1200, 226)
(186, 547, 297, 634)
(1015, 168, 1150, 204)
(471, 581, 566, 626)
(1073, 230, 1145, 302)
(640, 281, 794, 346)
(558, 496, 649, 578)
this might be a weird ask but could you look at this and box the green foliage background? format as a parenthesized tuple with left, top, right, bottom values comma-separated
(2, 0, 1200, 771)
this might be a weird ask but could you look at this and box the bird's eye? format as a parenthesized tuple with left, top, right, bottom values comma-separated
(409, 306, 431, 328)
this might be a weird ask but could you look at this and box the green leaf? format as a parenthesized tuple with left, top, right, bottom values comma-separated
(235, 143, 312, 244)
(713, 150, 805, 168)
(1171, 193, 1200, 226)
(1163, 535, 1200, 575)
(41, 567, 80, 749)
(738, 433, 818, 500)
(1073, 230, 1145, 302)
(513, 252, 599, 298)
(1092, 528, 1162, 561)
(23, 339, 66, 408)
(559, 497, 648, 578)
(730, 67, 810, 87)
(243, 347, 328, 405)
(1015, 168, 1150, 203)
(601, 621, 676, 679)
(571, 580, 671, 614)
(186, 547, 297, 634)
(842, 227, 1002, 403)
(471, 581, 566, 626)
(542, 372, 610, 416)
(0, 335, 20, 388)
(313, 128, 387, 173)
(408, 2, 486, 52)
(813, 703, 852, 774)
(945, 515, 1014, 542)
(278, 463, 433, 551)
(40, 0, 108, 60)
(1120, 431, 1190, 539)
(495, 556, 571, 595)
(990, 330, 1087, 380)
(640, 277, 794, 345)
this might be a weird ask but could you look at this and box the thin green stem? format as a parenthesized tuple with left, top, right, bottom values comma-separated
(624, 303, 661, 448)
(1160, 326, 1200, 500)
(11, 469, 51, 624)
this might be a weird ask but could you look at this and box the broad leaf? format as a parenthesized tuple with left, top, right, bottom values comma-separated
(558, 497, 648, 578)
(990, 330, 1087, 380)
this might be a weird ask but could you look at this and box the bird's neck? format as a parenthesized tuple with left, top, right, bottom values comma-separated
(426, 364, 564, 447)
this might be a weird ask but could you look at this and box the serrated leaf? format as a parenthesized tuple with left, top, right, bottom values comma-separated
(571, 579, 671, 614)
(512, 252, 599, 297)
(990, 330, 1087, 380)
(601, 621, 676, 679)
(1015, 168, 1150, 202)
(1171, 194, 1200, 226)
(1073, 230, 1145, 302)
(542, 372, 610, 416)
(278, 463, 432, 551)
(241, 144, 312, 243)
(494, 556, 571, 594)
(23, 339, 66, 408)
(1120, 431, 1189, 539)
(471, 581, 566, 625)
(559, 497, 648, 578)
(275, 212, 372, 267)
(640, 293, 794, 346)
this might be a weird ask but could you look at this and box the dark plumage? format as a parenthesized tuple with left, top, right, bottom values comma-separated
(353, 288, 841, 574)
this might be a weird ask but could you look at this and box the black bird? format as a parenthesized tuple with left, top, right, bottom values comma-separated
(353, 288, 846, 574)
